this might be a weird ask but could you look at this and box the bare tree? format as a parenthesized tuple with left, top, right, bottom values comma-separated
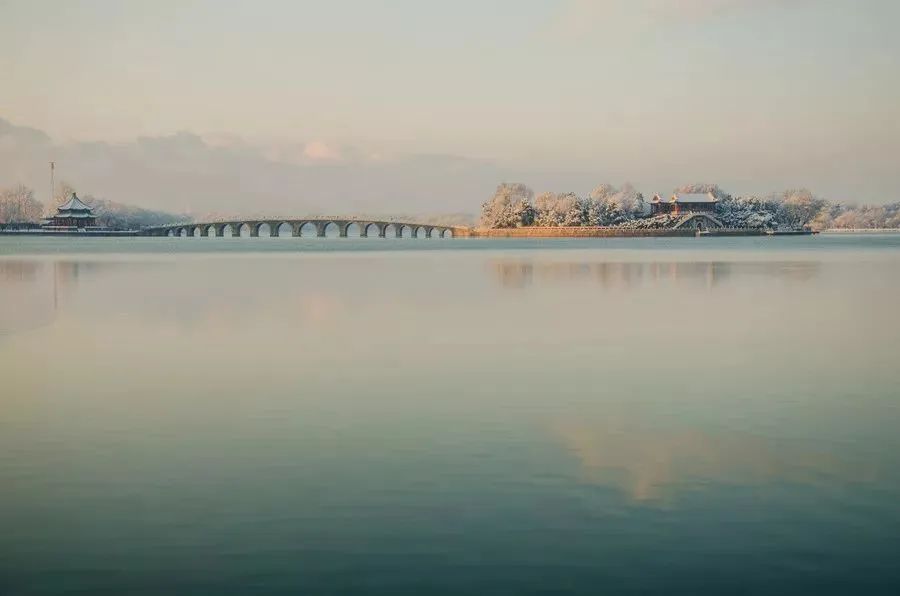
(0, 184, 44, 223)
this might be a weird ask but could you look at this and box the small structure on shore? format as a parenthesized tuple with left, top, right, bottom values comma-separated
(651, 192, 719, 217)
(43, 193, 99, 230)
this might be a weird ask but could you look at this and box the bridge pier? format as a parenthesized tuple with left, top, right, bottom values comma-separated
(291, 223, 302, 237)
(200, 226, 209, 237)
(269, 222, 280, 237)
(249, 224, 259, 237)
(215, 225, 225, 237)
(316, 222, 327, 238)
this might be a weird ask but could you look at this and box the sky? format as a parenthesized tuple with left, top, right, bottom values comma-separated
(1, 0, 899, 214)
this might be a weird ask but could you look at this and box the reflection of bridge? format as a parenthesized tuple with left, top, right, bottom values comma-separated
(143, 218, 468, 238)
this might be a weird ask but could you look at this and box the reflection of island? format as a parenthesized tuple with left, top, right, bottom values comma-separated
(492, 260, 819, 290)
(555, 419, 876, 502)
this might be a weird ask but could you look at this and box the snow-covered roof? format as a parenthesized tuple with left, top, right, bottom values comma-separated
(57, 193, 93, 213)
(671, 192, 717, 203)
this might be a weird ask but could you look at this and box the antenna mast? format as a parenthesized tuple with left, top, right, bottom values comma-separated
(49, 161, 55, 207)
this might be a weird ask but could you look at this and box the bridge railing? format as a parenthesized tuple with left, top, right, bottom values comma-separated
(144, 217, 464, 230)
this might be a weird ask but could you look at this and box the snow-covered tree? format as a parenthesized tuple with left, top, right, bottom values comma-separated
(534, 192, 585, 226)
(0, 184, 43, 223)
(717, 195, 779, 229)
(775, 188, 827, 228)
(479, 183, 535, 228)
(585, 183, 644, 225)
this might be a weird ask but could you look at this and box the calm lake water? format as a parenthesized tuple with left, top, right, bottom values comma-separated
(1, 235, 899, 595)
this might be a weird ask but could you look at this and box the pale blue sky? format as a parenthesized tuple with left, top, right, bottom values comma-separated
(1, 0, 899, 208)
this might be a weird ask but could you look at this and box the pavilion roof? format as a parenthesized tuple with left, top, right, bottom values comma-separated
(57, 193, 94, 213)
(671, 192, 718, 203)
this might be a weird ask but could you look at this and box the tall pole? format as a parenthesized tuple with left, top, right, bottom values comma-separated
(49, 161, 55, 209)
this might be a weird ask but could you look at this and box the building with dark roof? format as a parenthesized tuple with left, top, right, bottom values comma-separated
(43, 193, 98, 229)
(650, 192, 719, 217)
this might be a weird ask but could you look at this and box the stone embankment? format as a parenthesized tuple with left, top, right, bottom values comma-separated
(460, 227, 764, 238)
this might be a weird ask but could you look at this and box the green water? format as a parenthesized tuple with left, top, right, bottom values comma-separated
(1, 235, 899, 595)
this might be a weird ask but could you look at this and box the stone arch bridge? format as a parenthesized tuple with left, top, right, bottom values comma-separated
(143, 218, 468, 239)
(671, 212, 725, 231)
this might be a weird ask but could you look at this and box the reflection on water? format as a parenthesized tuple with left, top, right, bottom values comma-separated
(0, 260, 91, 335)
(555, 418, 877, 502)
(492, 260, 820, 289)
(2, 241, 900, 594)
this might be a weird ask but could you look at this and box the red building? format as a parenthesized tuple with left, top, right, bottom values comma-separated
(650, 192, 719, 217)
(43, 193, 98, 229)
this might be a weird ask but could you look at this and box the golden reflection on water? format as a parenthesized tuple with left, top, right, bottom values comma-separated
(554, 418, 878, 502)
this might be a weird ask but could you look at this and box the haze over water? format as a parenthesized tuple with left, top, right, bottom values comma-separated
(2, 235, 900, 595)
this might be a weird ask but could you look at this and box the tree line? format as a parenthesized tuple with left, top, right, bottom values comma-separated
(0, 182, 185, 229)
(479, 182, 900, 231)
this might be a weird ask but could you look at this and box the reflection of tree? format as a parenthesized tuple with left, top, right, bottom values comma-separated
(0, 260, 98, 335)
(491, 260, 819, 290)
(1, 260, 54, 335)
(0, 260, 43, 282)
(554, 419, 876, 502)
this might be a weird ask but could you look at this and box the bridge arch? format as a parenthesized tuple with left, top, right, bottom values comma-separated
(344, 222, 362, 238)
(256, 222, 272, 237)
(145, 218, 464, 239)
(363, 222, 385, 238)
(672, 213, 725, 231)
(319, 221, 339, 237)
(295, 221, 314, 237)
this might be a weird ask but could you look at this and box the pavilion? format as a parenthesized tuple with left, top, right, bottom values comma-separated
(43, 193, 98, 229)
(650, 192, 719, 217)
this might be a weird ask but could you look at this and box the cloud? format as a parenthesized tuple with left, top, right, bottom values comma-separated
(302, 141, 342, 162)
(0, 116, 513, 217)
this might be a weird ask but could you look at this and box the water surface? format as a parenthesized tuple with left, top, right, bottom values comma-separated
(2, 235, 899, 595)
